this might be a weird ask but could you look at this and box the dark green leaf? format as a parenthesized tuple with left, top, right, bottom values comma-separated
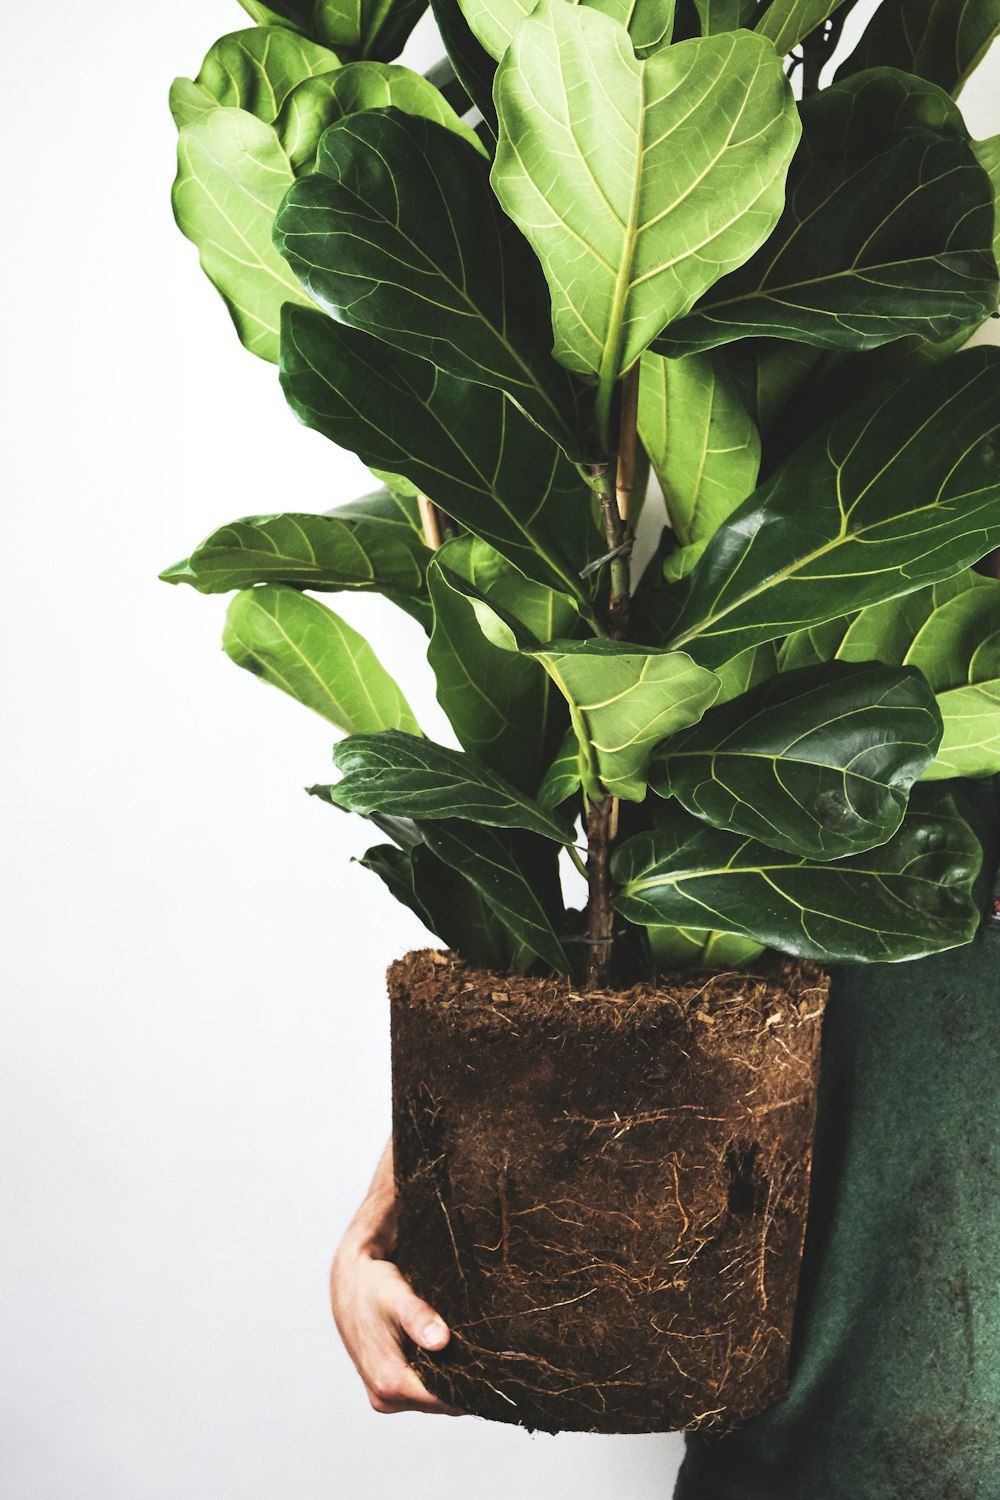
(638, 350, 760, 583)
(836, 0, 1000, 97)
(491, 2, 799, 436)
(612, 789, 982, 962)
(422, 822, 572, 972)
(645, 924, 765, 970)
(359, 842, 512, 967)
(279, 306, 600, 607)
(273, 109, 588, 456)
(160, 510, 430, 622)
(222, 586, 420, 731)
(652, 661, 943, 858)
(693, 0, 758, 33)
(324, 730, 576, 840)
(780, 572, 1000, 780)
(537, 727, 584, 808)
(427, 540, 575, 791)
(665, 347, 1000, 667)
(429, 0, 499, 136)
(658, 71, 999, 356)
(754, 0, 847, 53)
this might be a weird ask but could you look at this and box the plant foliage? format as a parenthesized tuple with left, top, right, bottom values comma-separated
(165, 0, 1000, 984)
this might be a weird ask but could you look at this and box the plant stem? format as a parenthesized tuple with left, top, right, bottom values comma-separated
(582, 365, 639, 987)
(417, 493, 444, 551)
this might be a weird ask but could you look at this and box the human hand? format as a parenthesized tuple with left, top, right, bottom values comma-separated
(331, 1139, 463, 1416)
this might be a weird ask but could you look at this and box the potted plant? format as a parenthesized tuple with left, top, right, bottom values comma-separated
(163, 0, 1000, 1436)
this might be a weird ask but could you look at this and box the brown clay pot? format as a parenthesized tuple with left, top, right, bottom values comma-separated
(389, 948, 828, 1434)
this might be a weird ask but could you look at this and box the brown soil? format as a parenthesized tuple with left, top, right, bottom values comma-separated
(388, 949, 828, 1435)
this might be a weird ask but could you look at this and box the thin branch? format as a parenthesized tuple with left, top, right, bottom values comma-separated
(615, 362, 641, 525)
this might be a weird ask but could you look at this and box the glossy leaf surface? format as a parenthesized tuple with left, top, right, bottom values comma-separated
(223, 586, 419, 732)
(160, 509, 430, 620)
(613, 790, 982, 962)
(653, 661, 943, 858)
(323, 731, 576, 841)
(274, 110, 588, 456)
(638, 351, 760, 583)
(173, 27, 341, 127)
(359, 842, 513, 968)
(422, 823, 571, 972)
(279, 306, 599, 604)
(836, 0, 1000, 96)
(491, 2, 799, 411)
(427, 541, 575, 792)
(665, 348, 1000, 668)
(658, 72, 999, 356)
(239, 0, 429, 61)
(754, 0, 848, 54)
(780, 573, 1000, 780)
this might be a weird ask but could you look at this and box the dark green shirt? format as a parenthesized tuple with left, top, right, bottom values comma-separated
(676, 778, 1000, 1500)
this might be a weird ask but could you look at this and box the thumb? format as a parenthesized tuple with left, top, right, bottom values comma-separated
(394, 1283, 451, 1351)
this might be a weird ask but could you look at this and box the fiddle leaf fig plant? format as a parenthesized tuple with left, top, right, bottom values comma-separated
(165, 0, 1000, 986)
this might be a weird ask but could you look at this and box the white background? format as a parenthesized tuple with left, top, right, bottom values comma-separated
(2, 5, 998, 1497)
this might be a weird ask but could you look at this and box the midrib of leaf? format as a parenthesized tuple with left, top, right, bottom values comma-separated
(251, 602, 387, 723)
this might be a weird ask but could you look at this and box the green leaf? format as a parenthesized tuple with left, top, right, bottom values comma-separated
(159, 509, 429, 616)
(530, 640, 722, 803)
(427, 540, 575, 792)
(222, 585, 420, 732)
(323, 730, 576, 840)
(172, 107, 318, 362)
(490, 2, 799, 437)
(457, 0, 674, 62)
(779, 572, 1000, 781)
(657, 71, 1000, 357)
(646, 924, 765, 970)
(665, 347, 1000, 668)
(652, 661, 943, 858)
(273, 109, 588, 457)
(240, 0, 429, 61)
(429, 0, 499, 136)
(174, 27, 341, 127)
(612, 789, 982, 963)
(638, 351, 760, 583)
(327, 482, 423, 534)
(359, 842, 513, 967)
(274, 60, 484, 172)
(836, 0, 1000, 97)
(754, 0, 847, 55)
(975, 134, 1000, 270)
(279, 306, 600, 606)
(693, 0, 758, 34)
(421, 822, 572, 972)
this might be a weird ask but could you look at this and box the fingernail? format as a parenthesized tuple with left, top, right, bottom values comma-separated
(421, 1319, 447, 1347)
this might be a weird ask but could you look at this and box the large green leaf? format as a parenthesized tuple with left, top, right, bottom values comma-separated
(359, 842, 513, 968)
(975, 134, 1000, 269)
(429, 0, 499, 135)
(490, 1, 799, 439)
(652, 661, 942, 858)
(780, 573, 1000, 780)
(529, 641, 722, 802)
(222, 585, 419, 731)
(657, 71, 999, 357)
(836, 0, 1000, 97)
(427, 541, 575, 792)
(274, 60, 484, 172)
(612, 790, 982, 962)
(421, 822, 571, 972)
(172, 107, 318, 362)
(171, 27, 341, 129)
(239, 0, 428, 61)
(646, 924, 766, 970)
(638, 351, 760, 583)
(754, 0, 847, 54)
(321, 730, 576, 840)
(457, 0, 674, 62)
(664, 347, 1000, 668)
(279, 306, 600, 606)
(273, 109, 588, 457)
(159, 508, 431, 621)
(692, 0, 758, 33)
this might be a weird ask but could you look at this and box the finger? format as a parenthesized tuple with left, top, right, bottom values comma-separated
(379, 1264, 452, 1351)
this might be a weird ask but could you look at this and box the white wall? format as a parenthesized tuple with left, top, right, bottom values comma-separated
(1, 5, 997, 1498)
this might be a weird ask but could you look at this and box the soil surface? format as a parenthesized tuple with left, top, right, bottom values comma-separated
(389, 948, 828, 1434)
